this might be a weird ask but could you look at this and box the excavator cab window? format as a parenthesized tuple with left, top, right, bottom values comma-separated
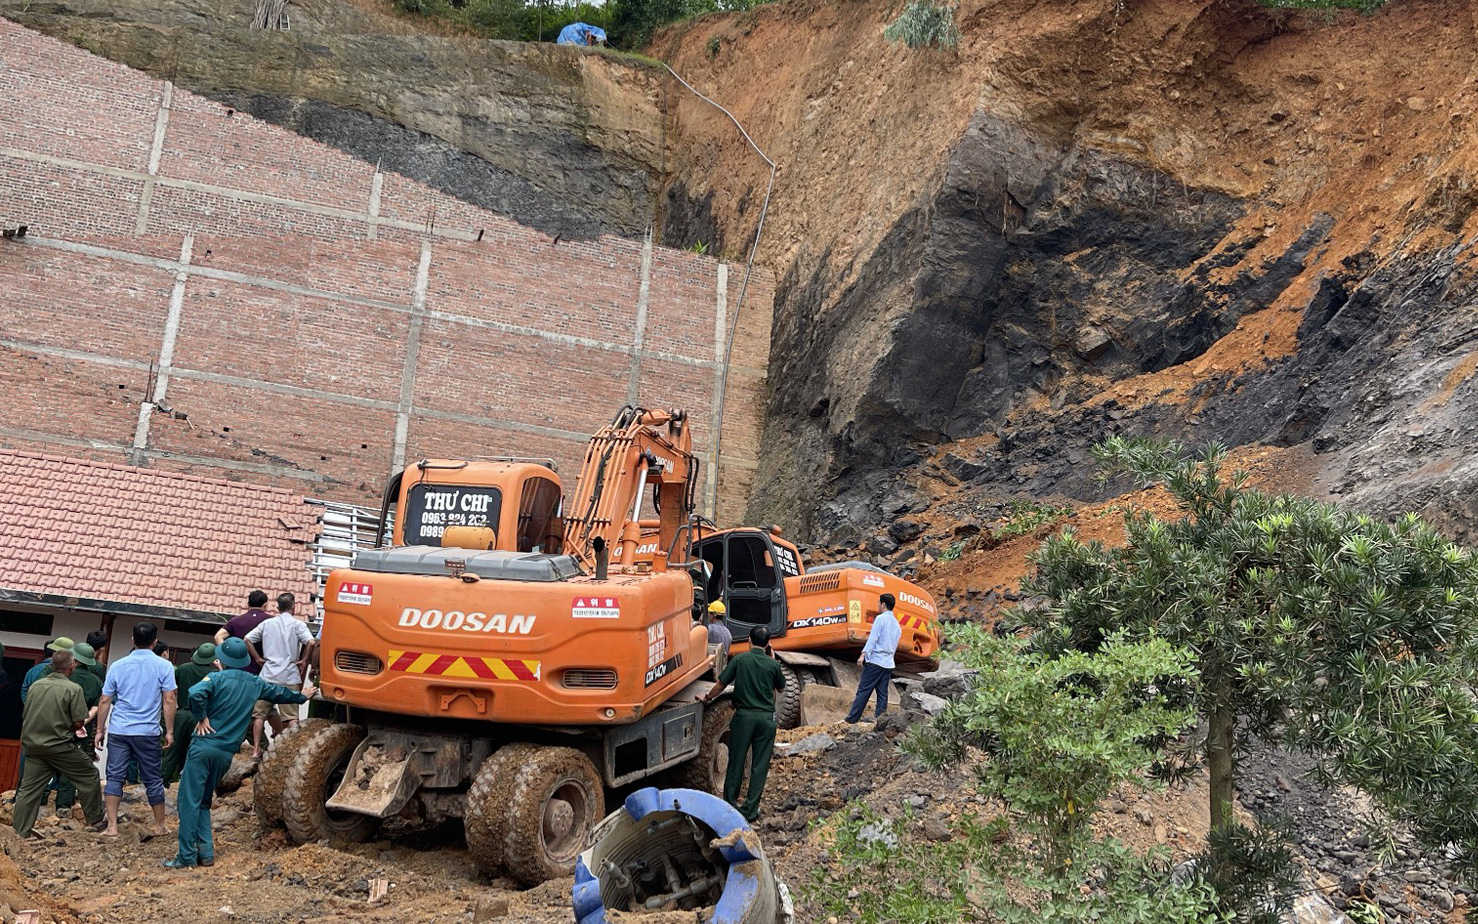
(376, 471, 403, 547)
(699, 541, 725, 603)
(516, 477, 564, 553)
(402, 483, 501, 547)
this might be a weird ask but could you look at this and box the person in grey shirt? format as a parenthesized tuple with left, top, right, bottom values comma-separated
(706, 600, 733, 650)
(243, 592, 316, 757)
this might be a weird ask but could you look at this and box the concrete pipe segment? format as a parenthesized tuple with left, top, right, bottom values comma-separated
(571, 787, 793, 924)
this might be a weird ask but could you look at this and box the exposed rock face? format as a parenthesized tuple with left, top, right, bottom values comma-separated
(3, 0, 667, 240)
(12, 0, 1478, 546)
(652, 0, 1478, 545)
(760, 111, 1290, 537)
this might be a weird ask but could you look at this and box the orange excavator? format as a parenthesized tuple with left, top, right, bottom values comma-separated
(685, 525, 940, 727)
(253, 406, 940, 885)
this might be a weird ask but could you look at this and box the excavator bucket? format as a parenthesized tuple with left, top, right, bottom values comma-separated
(325, 737, 423, 818)
(798, 684, 855, 726)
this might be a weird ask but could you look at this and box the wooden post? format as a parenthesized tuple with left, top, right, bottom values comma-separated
(100, 612, 116, 665)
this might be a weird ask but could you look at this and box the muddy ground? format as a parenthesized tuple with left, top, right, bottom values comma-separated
(0, 716, 1206, 924)
(9, 711, 1470, 924)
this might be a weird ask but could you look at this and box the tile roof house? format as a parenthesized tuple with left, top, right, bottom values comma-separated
(0, 449, 319, 623)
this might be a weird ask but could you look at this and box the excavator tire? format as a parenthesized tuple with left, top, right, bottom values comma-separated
(775, 663, 813, 729)
(254, 718, 332, 826)
(671, 701, 734, 795)
(464, 743, 541, 876)
(501, 746, 604, 886)
(281, 722, 380, 845)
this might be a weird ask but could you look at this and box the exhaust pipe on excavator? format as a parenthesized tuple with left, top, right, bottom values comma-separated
(593, 537, 609, 581)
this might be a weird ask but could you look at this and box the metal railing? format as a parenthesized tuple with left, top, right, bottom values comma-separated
(304, 498, 383, 628)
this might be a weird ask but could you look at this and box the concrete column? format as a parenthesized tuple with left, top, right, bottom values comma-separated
(626, 228, 654, 405)
(136, 81, 173, 235)
(706, 264, 729, 519)
(391, 240, 433, 475)
(130, 233, 193, 465)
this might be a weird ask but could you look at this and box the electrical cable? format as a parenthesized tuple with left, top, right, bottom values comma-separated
(661, 63, 777, 518)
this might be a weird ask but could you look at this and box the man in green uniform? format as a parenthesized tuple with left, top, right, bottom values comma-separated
(698, 626, 786, 823)
(84, 631, 109, 685)
(162, 643, 218, 786)
(54, 642, 103, 819)
(14, 650, 106, 837)
(165, 637, 314, 868)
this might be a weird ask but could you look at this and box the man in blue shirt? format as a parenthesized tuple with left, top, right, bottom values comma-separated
(845, 593, 901, 724)
(165, 637, 314, 868)
(95, 622, 177, 837)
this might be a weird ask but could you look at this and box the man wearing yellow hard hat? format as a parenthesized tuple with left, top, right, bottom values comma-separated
(706, 600, 732, 651)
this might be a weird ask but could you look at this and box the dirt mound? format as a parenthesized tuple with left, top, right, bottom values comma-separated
(0, 836, 75, 923)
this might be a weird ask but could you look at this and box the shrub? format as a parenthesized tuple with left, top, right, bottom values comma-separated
(806, 629, 1226, 922)
(883, 0, 960, 49)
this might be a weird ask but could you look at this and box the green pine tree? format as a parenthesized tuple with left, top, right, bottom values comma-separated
(1024, 437, 1478, 874)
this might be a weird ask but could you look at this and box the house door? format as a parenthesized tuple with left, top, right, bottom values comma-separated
(1, 647, 44, 791)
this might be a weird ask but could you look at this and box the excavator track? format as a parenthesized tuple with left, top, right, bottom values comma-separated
(254, 718, 331, 826)
(670, 701, 733, 795)
(775, 663, 813, 729)
(281, 722, 380, 845)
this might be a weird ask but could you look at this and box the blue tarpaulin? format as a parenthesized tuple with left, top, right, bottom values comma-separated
(557, 22, 607, 45)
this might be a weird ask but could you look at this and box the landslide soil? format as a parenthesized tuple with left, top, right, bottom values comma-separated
(0, 723, 1222, 924)
(12, 711, 1465, 923)
(654, 0, 1478, 537)
(660, 0, 1478, 283)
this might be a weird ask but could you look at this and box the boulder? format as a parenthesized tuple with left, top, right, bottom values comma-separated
(907, 691, 949, 715)
(800, 685, 856, 726)
(781, 734, 836, 757)
(920, 660, 977, 699)
(865, 534, 899, 556)
(875, 710, 927, 736)
(888, 518, 926, 543)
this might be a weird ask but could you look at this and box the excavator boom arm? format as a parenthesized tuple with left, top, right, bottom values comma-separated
(564, 406, 698, 571)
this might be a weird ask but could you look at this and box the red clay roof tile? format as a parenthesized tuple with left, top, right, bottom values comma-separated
(0, 449, 319, 618)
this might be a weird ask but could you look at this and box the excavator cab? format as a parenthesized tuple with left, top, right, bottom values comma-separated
(691, 528, 803, 642)
(375, 459, 565, 553)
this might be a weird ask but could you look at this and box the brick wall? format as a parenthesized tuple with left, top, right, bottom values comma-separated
(0, 20, 772, 523)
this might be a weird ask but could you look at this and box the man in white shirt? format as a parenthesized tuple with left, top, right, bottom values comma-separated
(243, 592, 316, 758)
(845, 593, 901, 724)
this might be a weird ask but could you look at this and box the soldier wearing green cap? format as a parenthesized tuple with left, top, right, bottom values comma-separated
(162, 644, 218, 785)
(53, 643, 103, 817)
(14, 649, 106, 837)
(166, 637, 312, 868)
(18, 638, 83, 814)
(21, 637, 74, 703)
